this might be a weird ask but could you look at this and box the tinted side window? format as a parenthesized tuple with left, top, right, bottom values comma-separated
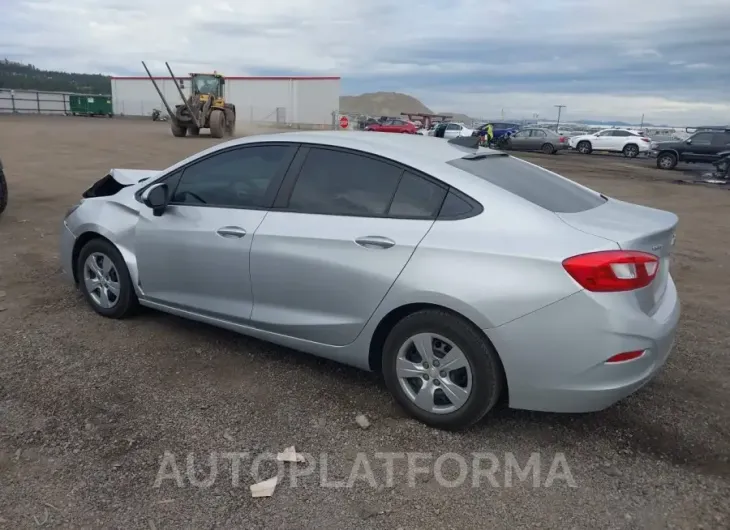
(287, 148, 403, 216)
(438, 191, 475, 219)
(388, 172, 446, 219)
(171, 145, 295, 208)
(448, 156, 606, 213)
(614, 130, 631, 137)
(691, 133, 713, 145)
(711, 133, 730, 146)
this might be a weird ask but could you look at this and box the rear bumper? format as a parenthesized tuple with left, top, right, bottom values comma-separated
(59, 221, 77, 285)
(485, 276, 681, 413)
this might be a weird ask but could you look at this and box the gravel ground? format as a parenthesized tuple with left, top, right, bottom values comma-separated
(0, 115, 728, 529)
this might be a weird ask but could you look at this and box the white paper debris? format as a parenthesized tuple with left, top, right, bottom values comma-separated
(355, 414, 370, 429)
(276, 445, 305, 463)
(250, 476, 278, 498)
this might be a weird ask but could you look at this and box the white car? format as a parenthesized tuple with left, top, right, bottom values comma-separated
(568, 129, 651, 158)
(427, 122, 474, 139)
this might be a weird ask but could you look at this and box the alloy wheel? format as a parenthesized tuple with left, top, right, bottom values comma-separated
(395, 333, 473, 414)
(83, 252, 121, 309)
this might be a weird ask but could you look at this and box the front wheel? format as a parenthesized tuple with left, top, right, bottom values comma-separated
(656, 152, 678, 170)
(382, 309, 504, 431)
(577, 141, 592, 154)
(76, 238, 138, 319)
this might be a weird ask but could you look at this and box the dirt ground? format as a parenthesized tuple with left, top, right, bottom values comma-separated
(0, 115, 728, 529)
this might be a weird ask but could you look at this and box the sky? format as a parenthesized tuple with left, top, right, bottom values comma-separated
(2, 0, 729, 124)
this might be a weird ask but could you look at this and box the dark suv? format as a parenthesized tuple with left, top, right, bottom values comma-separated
(652, 127, 730, 170)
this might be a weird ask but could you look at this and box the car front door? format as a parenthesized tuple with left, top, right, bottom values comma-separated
(249, 146, 447, 346)
(683, 132, 715, 162)
(591, 130, 613, 150)
(134, 143, 298, 322)
(508, 129, 530, 150)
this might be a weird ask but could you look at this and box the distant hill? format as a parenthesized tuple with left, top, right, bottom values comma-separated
(0, 59, 111, 94)
(340, 92, 434, 117)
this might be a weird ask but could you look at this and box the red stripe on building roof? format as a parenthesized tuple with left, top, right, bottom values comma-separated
(111, 76, 340, 81)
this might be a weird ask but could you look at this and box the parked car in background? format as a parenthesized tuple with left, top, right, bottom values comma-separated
(651, 128, 730, 170)
(569, 129, 651, 158)
(474, 122, 521, 140)
(365, 118, 418, 134)
(59, 131, 680, 430)
(503, 128, 568, 154)
(0, 157, 7, 215)
(440, 122, 474, 139)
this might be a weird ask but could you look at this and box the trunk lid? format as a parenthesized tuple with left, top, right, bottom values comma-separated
(556, 198, 678, 315)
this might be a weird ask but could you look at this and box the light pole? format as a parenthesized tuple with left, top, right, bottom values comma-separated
(554, 105, 566, 131)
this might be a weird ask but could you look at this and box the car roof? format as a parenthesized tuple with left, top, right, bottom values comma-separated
(166, 131, 516, 200)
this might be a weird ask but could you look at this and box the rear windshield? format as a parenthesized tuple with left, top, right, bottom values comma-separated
(448, 155, 607, 213)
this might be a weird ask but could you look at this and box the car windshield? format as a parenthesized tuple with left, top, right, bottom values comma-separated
(193, 75, 220, 94)
(448, 155, 606, 213)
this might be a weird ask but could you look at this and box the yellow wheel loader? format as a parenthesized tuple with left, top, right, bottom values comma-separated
(142, 61, 236, 139)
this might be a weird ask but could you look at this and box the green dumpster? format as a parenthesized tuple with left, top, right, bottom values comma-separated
(69, 94, 113, 117)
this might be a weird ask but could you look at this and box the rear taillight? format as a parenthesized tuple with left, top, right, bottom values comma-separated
(641, 138, 650, 142)
(606, 350, 645, 363)
(562, 250, 659, 292)
(559, 136, 567, 143)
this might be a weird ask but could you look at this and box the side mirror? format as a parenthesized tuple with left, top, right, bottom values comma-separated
(141, 183, 169, 217)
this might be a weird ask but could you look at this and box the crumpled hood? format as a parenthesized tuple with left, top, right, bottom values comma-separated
(109, 168, 161, 186)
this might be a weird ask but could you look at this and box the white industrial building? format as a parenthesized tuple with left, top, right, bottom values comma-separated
(110, 75, 341, 126)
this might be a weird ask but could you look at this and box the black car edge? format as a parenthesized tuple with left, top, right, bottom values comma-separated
(0, 157, 7, 215)
(652, 127, 730, 170)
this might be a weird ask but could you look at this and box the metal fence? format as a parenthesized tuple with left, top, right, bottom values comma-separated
(0, 88, 113, 115)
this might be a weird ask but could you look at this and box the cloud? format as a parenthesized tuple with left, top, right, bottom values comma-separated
(3, 0, 729, 124)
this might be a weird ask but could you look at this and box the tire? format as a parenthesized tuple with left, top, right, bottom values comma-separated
(188, 126, 200, 136)
(0, 165, 7, 215)
(209, 109, 225, 139)
(623, 144, 639, 158)
(224, 109, 236, 136)
(577, 141, 592, 154)
(656, 152, 678, 170)
(382, 309, 504, 431)
(76, 238, 138, 319)
(171, 121, 187, 137)
(541, 143, 555, 154)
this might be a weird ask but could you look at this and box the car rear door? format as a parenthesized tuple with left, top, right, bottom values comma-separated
(528, 129, 548, 150)
(249, 146, 447, 346)
(134, 143, 297, 321)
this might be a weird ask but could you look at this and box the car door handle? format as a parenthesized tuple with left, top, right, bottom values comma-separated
(216, 226, 247, 238)
(355, 236, 395, 249)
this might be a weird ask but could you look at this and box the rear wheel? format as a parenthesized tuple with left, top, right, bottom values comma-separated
(623, 144, 639, 158)
(170, 121, 187, 137)
(577, 141, 592, 154)
(382, 309, 504, 431)
(225, 109, 236, 136)
(76, 238, 138, 319)
(656, 152, 678, 170)
(541, 143, 555, 154)
(209, 109, 225, 138)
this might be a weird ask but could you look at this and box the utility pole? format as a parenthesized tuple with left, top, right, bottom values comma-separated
(640, 113, 645, 129)
(554, 105, 566, 131)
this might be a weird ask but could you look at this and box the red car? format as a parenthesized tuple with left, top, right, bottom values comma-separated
(365, 118, 418, 134)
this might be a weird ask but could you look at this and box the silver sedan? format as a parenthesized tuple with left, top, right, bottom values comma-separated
(59, 132, 680, 430)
